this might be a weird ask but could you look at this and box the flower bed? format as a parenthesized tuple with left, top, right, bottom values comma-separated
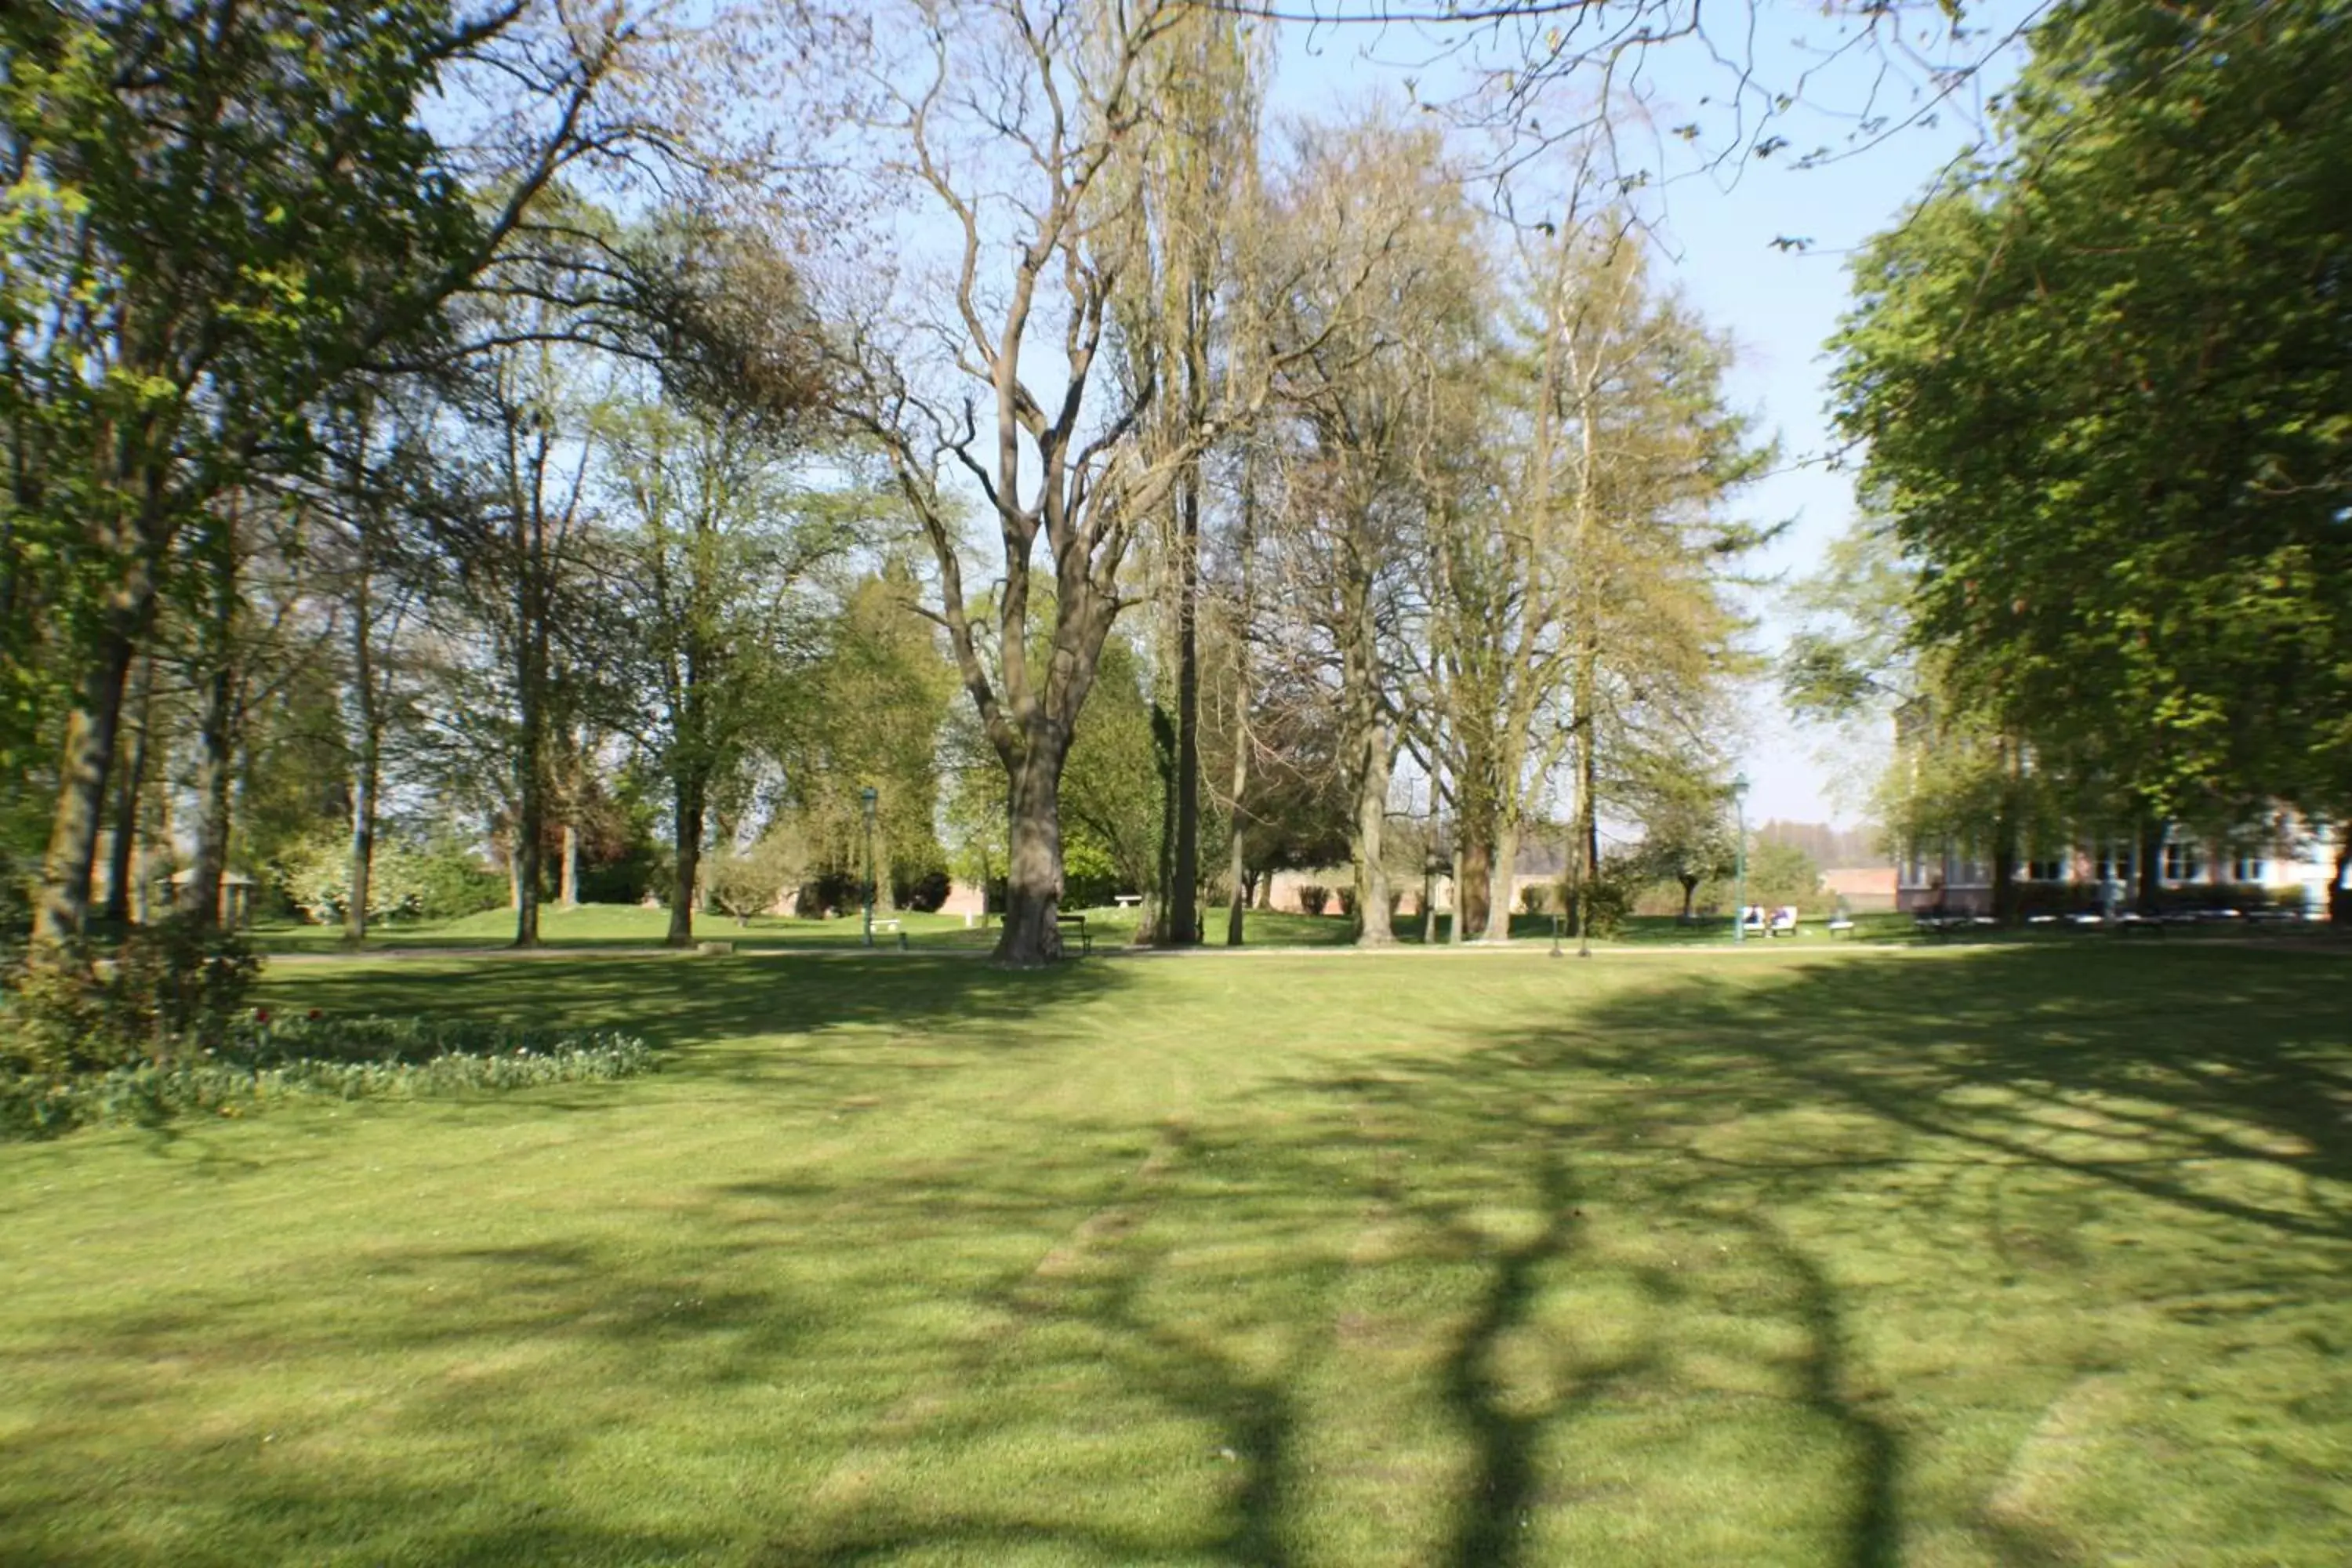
(0, 1014, 655, 1139)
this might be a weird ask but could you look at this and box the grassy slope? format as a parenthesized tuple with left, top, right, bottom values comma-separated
(2, 945, 2346, 1566)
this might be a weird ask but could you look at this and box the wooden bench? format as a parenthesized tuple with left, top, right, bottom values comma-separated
(1055, 913, 1092, 956)
(1826, 917, 1856, 938)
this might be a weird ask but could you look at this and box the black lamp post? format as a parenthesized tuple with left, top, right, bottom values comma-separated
(860, 785, 878, 949)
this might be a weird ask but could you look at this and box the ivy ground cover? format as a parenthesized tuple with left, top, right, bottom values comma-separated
(2, 943, 2345, 1566)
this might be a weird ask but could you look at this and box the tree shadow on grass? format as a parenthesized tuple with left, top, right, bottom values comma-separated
(1364, 942, 2351, 1566)
(12, 943, 2346, 1566)
(256, 950, 1137, 1061)
(1562, 944, 2352, 1243)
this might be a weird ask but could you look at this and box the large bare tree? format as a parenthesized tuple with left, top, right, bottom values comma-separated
(1265, 115, 1485, 946)
(826, 0, 1251, 965)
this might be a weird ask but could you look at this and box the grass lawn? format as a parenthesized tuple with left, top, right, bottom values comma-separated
(3, 942, 2347, 1565)
(246, 900, 1933, 956)
(247, 902, 1364, 955)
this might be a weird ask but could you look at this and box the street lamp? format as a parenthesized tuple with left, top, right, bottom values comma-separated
(860, 786, 879, 949)
(1731, 771, 1750, 944)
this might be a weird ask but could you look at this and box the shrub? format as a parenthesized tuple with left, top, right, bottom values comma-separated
(707, 825, 811, 924)
(1298, 884, 1330, 916)
(410, 840, 509, 920)
(1521, 884, 1552, 915)
(2, 917, 260, 1075)
(897, 868, 951, 913)
(797, 869, 862, 918)
(1561, 867, 1637, 939)
(272, 829, 507, 924)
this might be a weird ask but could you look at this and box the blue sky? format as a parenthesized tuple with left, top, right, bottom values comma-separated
(1267, 2, 2042, 827)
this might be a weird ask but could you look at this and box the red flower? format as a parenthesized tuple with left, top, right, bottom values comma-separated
(253, 1007, 272, 1024)
(307, 1008, 323, 1021)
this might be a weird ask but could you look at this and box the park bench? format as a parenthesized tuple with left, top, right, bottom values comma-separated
(1768, 908, 1798, 938)
(1056, 913, 1092, 956)
(1826, 916, 1856, 938)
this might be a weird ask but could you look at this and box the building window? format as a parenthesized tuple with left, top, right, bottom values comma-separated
(2096, 845, 2134, 883)
(2233, 854, 2266, 884)
(2026, 858, 2064, 882)
(2164, 840, 2201, 881)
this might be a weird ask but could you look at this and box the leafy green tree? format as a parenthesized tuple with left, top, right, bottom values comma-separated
(1627, 781, 1738, 924)
(787, 564, 956, 916)
(1061, 633, 1165, 918)
(604, 398, 848, 948)
(1, 0, 629, 967)
(1832, 0, 2352, 915)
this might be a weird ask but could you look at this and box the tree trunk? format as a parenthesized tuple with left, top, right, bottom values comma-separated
(1222, 471, 1254, 950)
(1150, 704, 1177, 943)
(1338, 542, 1394, 947)
(1223, 816, 1247, 949)
(346, 574, 379, 946)
(561, 821, 580, 908)
(181, 521, 239, 937)
(667, 775, 703, 948)
(1679, 874, 1698, 923)
(183, 656, 236, 935)
(1572, 655, 1601, 951)
(2134, 815, 2165, 914)
(2328, 821, 2350, 926)
(1167, 465, 1203, 947)
(136, 747, 167, 927)
(996, 742, 1069, 967)
(1449, 846, 1466, 944)
(512, 551, 546, 949)
(101, 655, 156, 929)
(1348, 719, 1395, 947)
(1989, 739, 2021, 924)
(1458, 836, 1492, 941)
(514, 764, 543, 947)
(34, 619, 143, 960)
(1486, 822, 1519, 943)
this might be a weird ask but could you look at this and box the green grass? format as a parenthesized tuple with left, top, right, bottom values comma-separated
(247, 900, 1927, 956)
(249, 902, 1373, 954)
(4, 943, 2347, 1565)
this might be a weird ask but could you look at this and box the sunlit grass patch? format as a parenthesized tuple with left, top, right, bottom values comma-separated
(2, 942, 2346, 1564)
